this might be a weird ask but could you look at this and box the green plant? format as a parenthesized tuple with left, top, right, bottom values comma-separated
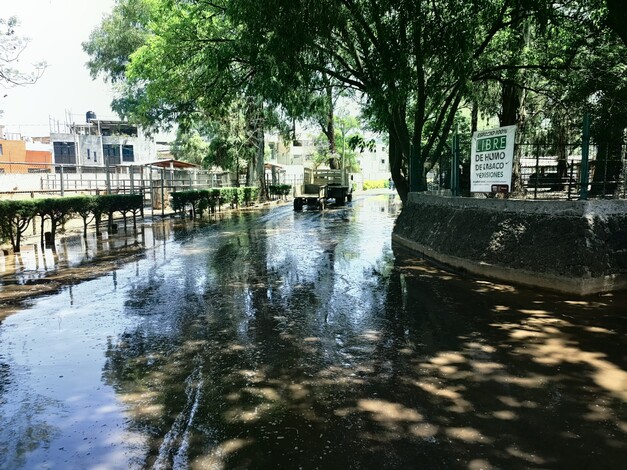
(0, 199, 39, 253)
(363, 180, 388, 190)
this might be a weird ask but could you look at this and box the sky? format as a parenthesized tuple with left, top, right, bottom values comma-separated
(1, 0, 117, 137)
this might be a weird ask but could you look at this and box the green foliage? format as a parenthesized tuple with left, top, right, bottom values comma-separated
(172, 128, 210, 167)
(363, 180, 389, 191)
(82, 0, 152, 84)
(83, 0, 623, 202)
(0, 194, 144, 251)
(96, 194, 143, 214)
(607, 0, 627, 45)
(268, 184, 292, 197)
(0, 199, 39, 252)
(171, 187, 260, 218)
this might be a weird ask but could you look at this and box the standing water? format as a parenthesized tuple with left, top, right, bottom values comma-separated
(0, 193, 625, 469)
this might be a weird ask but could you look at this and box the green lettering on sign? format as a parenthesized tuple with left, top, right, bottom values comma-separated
(476, 135, 507, 152)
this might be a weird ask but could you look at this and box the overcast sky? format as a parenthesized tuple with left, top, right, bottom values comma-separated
(1, 0, 117, 137)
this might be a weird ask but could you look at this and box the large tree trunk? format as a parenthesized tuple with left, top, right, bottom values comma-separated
(320, 78, 338, 169)
(246, 98, 265, 192)
(389, 135, 409, 203)
(256, 113, 267, 201)
(388, 105, 411, 202)
(499, 82, 520, 127)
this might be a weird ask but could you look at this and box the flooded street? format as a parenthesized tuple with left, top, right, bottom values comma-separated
(0, 193, 625, 469)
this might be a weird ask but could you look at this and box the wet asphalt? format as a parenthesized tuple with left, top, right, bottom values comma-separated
(0, 192, 625, 469)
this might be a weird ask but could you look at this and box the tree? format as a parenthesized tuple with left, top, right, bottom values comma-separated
(230, 1, 550, 201)
(0, 199, 38, 253)
(171, 127, 210, 167)
(0, 16, 45, 115)
(83, 0, 151, 85)
(85, 1, 620, 203)
(235, 1, 627, 201)
(85, 0, 271, 196)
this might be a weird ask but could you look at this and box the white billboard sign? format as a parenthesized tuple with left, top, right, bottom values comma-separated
(470, 125, 516, 193)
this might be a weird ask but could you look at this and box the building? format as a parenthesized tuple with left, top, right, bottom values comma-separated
(265, 128, 391, 188)
(0, 137, 53, 174)
(50, 112, 157, 172)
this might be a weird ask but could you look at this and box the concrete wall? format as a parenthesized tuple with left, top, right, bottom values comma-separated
(392, 193, 627, 295)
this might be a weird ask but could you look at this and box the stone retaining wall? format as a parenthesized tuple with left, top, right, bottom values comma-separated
(392, 193, 627, 295)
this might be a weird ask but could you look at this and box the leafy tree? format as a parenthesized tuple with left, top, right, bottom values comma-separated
(85, 0, 271, 196)
(84, 1, 622, 203)
(38, 198, 76, 250)
(0, 16, 45, 115)
(171, 127, 210, 167)
(83, 0, 151, 84)
(0, 200, 38, 253)
(229, 1, 531, 200)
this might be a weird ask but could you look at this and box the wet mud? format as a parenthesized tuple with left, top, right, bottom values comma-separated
(0, 193, 625, 469)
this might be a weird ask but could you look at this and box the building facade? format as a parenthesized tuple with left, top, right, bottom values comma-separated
(0, 138, 53, 174)
(50, 116, 157, 172)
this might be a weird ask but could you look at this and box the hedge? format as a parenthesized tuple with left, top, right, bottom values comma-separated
(171, 187, 260, 218)
(0, 194, 143, 253)
(363, 179, 390, 190)
(268, 184, 292, 198)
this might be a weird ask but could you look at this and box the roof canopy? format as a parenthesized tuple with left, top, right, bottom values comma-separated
(144, 159, 199, 169)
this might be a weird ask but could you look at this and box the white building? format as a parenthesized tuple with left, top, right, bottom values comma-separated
(265, 127, 391, 188)
(50, 113, 157, 172)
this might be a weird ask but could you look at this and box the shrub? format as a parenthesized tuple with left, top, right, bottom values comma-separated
(0, 199, 39, 253)
(268, 184, 292, 198)
(363, 179, 388, 190)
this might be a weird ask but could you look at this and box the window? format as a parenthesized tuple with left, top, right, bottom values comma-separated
(103, 144, 121, 166)
(103, 144, 120, 157)
(122, 145, 134, 162)
(87, 149, 91, 159)
(0, 144, 3, 156)
(53, 142, 77, 165)
(94, 151, 97, 162)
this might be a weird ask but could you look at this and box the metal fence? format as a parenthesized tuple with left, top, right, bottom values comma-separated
(428, 137, 627, 200)
(0, 163, 233, 209)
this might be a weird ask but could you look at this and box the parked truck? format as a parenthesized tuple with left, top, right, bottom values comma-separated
(293, 167, 353, 211)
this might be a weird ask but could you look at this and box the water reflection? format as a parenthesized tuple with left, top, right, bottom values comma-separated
(1, 194, 625, 469)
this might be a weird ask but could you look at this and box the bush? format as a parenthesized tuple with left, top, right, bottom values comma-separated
(363, 179, 389, 190)
(269, 184, 292, 198)
(0, 199, 39, 252)
(171, 187, 259, 217)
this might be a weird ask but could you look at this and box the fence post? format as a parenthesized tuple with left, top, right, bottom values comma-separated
(161, 168, 165, 217)
(105, 156, 111, 195)
(580, 113, 590, 201)
(534, 137, 540, 199)
(60, 165, 65, 197)
(568, 159, 574, 200)
(451, 132, 460, 196)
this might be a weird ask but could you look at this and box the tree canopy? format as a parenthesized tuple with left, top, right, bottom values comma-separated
(84, 0, 626, 202)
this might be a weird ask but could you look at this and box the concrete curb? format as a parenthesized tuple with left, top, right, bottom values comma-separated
(394, 194, 627, 295)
